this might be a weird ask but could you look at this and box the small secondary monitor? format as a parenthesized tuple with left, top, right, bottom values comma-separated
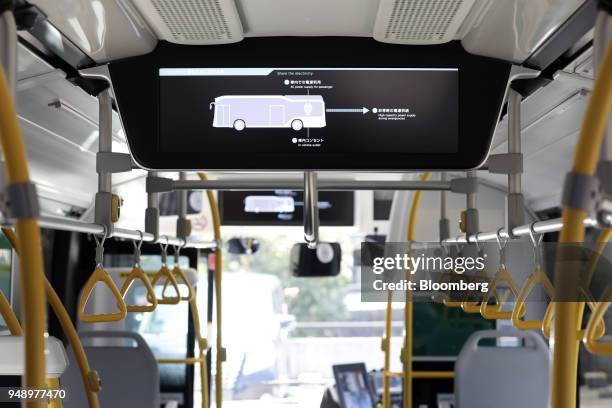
(219, 190, 354, 226)
(333, 363, 375, 408)
(159, 190, 203, 216)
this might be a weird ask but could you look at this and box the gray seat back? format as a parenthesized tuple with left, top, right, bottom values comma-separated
(62, 331, 159, 408)
(455, 330, 549, 408)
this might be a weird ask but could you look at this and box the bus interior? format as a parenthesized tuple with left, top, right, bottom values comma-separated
(0, 1, 612, 407)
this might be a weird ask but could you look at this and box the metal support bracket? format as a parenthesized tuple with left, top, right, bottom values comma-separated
(304, 171, 319, 249)
(562, 171, 602, 214)
(96, 152, 133, 174)
(487, 153, 524, 175)
(6, 182, 39, 219)
(463, 171, 479, 238)
(439, 218, 450, 242)
(597, 161, 612, 226)
(146, 176, 173, 193)
(450, 177, 478, 195)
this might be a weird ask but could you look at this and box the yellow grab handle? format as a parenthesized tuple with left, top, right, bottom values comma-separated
(542, 302, 554, 339)
(480, 268, 525, 320)
(584, 285, 612, 355)
(120, 266, 158, 312)
(542, 293, 606, 340)
(461, 269, 491, 313)
(462, 301, 483, 313)
(172, 265, 195, 301)
(78, 266, 128, 323)
(435, 272, 463, 307)
(512, 270, 554, 330)
(443, 298, 463, 308)
(149, 265, 181, 305)
(463, 288, 503, 314)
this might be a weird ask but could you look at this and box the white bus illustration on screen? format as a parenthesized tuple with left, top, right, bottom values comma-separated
(210, 95, 326, 131)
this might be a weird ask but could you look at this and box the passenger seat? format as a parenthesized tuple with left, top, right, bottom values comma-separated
(454, 330, 550, 408)
(62, 331, 171, 408)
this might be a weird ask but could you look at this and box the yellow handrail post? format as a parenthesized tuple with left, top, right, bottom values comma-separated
(382, 290, 393, 408)
(189, 296, 209, 408)
(2, 227, 101, 408)
(0, 65, 47, 407)
(402, 172, 431, 408)
(551, 42, 612, 408)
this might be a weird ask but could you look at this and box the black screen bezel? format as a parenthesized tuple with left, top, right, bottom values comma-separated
(109, 38, 511, 171)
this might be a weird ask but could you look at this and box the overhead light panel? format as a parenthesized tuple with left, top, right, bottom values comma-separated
(374, 0, 476, 44)
(131, 0, 244, 44)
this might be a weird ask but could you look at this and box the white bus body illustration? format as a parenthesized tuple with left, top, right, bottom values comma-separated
(210, 95, 326, 131)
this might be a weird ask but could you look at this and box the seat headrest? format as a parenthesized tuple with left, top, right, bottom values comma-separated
(0, 336, 67, 378)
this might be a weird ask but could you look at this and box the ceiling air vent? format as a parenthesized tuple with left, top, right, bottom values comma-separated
(374, 0, 476, 44)
(131, 0, 244, 44)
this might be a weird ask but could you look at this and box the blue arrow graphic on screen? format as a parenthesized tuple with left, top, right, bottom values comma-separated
(326, 107, 370, 114)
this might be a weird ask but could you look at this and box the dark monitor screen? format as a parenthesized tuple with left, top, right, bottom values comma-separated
(158, 68, 458, 155)
(219, 190, 354, 226)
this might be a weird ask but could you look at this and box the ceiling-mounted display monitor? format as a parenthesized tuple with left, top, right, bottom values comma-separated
(219, 190, 354, 226)
(109, 38, 511, 170)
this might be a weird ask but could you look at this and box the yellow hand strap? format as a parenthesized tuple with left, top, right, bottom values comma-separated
(120, 265, 158, 312)
(461, 269, 491, 313)
(512, 270, 554, 330)
(172, 265, 195, 301)
(584, 284, 612, 355)
(442, 272, 461, 307)
(78, 265, 128, 323)
(150, 265, 181, 305)
(434, 272, 463, 307)
(480, 268, 525, 320)
(542, 287, 606, 340)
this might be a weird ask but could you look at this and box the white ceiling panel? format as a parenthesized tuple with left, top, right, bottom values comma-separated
(16, 44, 54, 80)
(236, 0, 379, 37)
(22, 0, 591, 63)
(461, 0, 586, 63)
(29, 0, 157, 62)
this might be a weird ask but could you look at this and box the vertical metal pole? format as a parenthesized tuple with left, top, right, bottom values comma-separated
(439, 173, 450, 241)
(94, 89, 114, 235)
(465, 171, 479, 238)
(145, 171, 160, 241)
(0, 10, 17, 96)
(0, 10, 17, 210)
(304, 171, 319, 249)
(179, 173, 188, 218)
(177, 172, 190, 240)
(507, 89, 524, 235)
(595, 10, 612, 161)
